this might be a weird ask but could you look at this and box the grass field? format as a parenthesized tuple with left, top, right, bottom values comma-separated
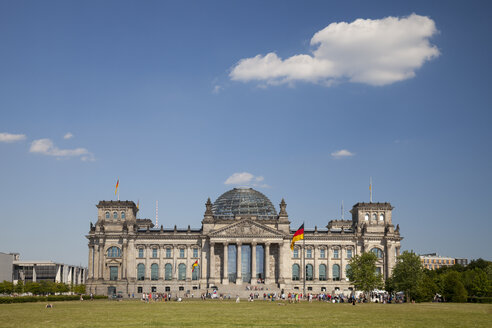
(0, 299, 491, 327)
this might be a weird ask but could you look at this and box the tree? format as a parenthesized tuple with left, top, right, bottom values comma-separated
(14, 280, 24, 294)
(391, 251, 424, 302)
(462, 268, 489, 297)
(346, 252, 383, 297)
(0, 281, 14, 295)
(442, 271, 468, 302)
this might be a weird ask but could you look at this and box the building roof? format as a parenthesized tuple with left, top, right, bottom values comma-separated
(212, 188, 278, 220)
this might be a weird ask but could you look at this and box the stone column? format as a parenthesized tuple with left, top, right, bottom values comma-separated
(209, 242, 215, 283)
(277, 242, 283, 283)
(200, 239, 207, 285)
(251, 242, 257, 284)
(223, 242, 229, 285)
(327, 246, 331, 280)
(340, 246, 344, 280)
(173, 244, 177, 281)
(99, 243, 104, 280)
(236, 242, 242, 285)
(264, 243, 270, 284)
(313, 245, 318, 281)
(88, 246, 94, 279)
(159, 245, 163, 280)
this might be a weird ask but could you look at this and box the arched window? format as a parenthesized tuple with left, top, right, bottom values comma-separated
(372, 213, 377, 221)
(306, 264, 313, 281)
(192, 265, 200, 280)
(166, 248, 172, 258)
(370, 248, 384, 259)
(151, 264, 158, 280)
(345, 264, 352, 276)
(113, 211, 118, 219)
(379, 213, 384, 221)
(332, 264, 340, 281)
(165, 263, 172, 280)
(137, 264, 145, 280)
(320, 248, 326, 258)
(178, 263, 186, 280)
(364, 213, 369, 221)
(138, 248, 144, 258)
(121, 211, 126, 219)
(107, 246, 121, 258)
(319, 264, 327, 281)
(105, 211, 110, 219)
(152, 248, 158, 258)
(293, 248, 299, 258)
(292, 264, 300, 281)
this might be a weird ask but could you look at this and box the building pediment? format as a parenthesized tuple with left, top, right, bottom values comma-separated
(209, 219, 285, 238)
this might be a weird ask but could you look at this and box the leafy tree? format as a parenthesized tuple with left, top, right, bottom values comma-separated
(14, 280, 24, 294)
(72, 284, 86, 294)
(391, 251, 424, 302)
(442, 271, 468, 302)
(415, 274, 438, 302)
(346, 252, 383, 297)
(25, 282, 41, 295)
(0, 281, 14, 295)
(462, 268, 489, 297)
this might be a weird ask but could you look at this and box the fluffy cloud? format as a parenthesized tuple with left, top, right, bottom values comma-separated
(29, 138, 94, 161)
(230, 14, 439, 86)
(0, 132, 26, 143)
(224, 172, 267, 187)
(63, 132, 74, 139)
(331, 149, 355, 159)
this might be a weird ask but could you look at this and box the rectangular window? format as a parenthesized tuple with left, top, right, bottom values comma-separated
(138, 249, 144, 258)
(179, 249, 185, 258)
(137, 287, 143, 293)
(347, 249, 352, 259)
(109, 266, 118, 281)
(306, 249, 312, 258)
(333, 249, 339, 259)
(320, 249, 325, 258)
(166, 248, 171, 258)
(152, 248, 158, 258)
(293, 248, 299, 258)
(151, 287, 157, 292)
(193, 248, 198, 258)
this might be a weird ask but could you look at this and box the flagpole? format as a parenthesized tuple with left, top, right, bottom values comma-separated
(303, 221, 306, 300)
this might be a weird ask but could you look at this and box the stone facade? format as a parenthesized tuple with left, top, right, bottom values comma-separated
(86, 188, 402, 297)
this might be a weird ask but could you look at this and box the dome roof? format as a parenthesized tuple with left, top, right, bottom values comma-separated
(212, 188, 278, 220)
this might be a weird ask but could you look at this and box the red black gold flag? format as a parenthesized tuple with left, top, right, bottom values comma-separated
(290, 223, 304, 250)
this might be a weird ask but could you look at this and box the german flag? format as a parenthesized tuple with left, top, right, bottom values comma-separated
(290, 223, 304, 250)
(192, 260, 199, 272)
(115, 179, 119, 195)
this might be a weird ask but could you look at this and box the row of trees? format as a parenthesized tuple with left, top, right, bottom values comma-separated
(0, 280, 85, 295)
(346, 251, 492, 302)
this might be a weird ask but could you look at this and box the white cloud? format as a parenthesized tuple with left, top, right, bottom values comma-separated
(63, 132, 74, 139)
(212, 85, 223, 94)
(224, 172, 268, 187)
(230, 14, 439, 87)
(225, 172, 255, 185)
(29, 138, 94, 161)
(0, 132, 26, 143)
(331, 149, 355, 159)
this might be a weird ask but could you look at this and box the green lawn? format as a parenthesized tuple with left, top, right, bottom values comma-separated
(0, 299, 490, 327)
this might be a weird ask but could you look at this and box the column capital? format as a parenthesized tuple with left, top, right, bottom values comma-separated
(210, 242, 215, 247)
(236, 241, 242, 246)
(265, 242, 271, 247)
(224, 242, 229, 246)
(251, 241, 257, 247)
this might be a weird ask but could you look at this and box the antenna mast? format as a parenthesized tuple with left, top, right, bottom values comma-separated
(370, 177, 373, 203)
(156, 200, 159, 227)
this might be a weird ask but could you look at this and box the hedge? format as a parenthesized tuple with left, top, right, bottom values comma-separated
(0, 295, 105, 304)
(467, 296, 492, 304)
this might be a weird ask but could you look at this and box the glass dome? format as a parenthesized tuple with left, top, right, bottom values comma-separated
(212, 188, 278, 220)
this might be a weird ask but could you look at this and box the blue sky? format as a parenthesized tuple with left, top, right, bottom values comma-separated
(1, 1, 491, 265)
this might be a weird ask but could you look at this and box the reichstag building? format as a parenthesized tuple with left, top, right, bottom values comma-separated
(86, 188, 402, 297)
